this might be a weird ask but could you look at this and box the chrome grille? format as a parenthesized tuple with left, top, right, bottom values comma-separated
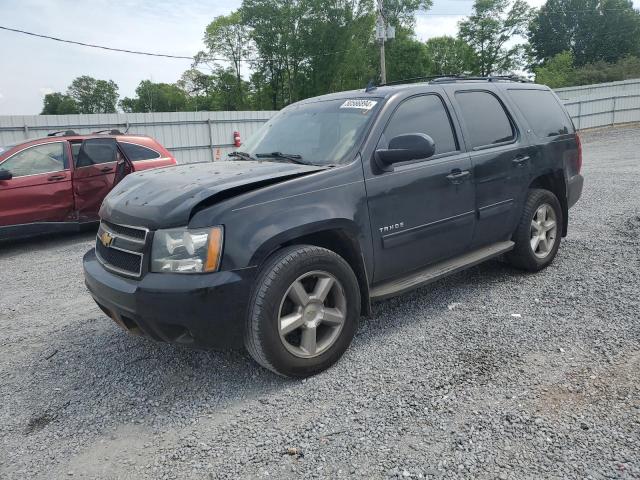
(101, 219, 147, 241)
(95, 221, 149, 278)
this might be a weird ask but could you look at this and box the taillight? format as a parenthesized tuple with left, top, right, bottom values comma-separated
(576, 133, 583, 173)
(233, 131, 241, 148)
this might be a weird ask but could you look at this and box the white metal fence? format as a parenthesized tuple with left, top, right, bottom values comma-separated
(1, 79, 639, 163)
(556, 79, 640, 130)
(0, 111, 277, 164)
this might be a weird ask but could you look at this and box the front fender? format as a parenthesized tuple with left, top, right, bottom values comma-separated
(247, 218, 364, 268)
(188, 161, 373, 275)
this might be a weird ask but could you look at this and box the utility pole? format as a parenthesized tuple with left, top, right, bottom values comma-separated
(377, 0, 387, 84)
(376, 0, 394, 84)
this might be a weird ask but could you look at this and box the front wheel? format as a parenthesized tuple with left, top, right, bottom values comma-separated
(244, 245, 361, 378)
(507, 188, 564, 271)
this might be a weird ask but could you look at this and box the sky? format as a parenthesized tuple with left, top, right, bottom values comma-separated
(0, 0, 632, 115)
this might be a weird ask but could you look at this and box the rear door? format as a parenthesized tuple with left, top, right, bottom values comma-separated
(71, 138, 119, 221)
(447, 88, 533, 248)
(364, 93, 476, 282)
(0, 141, 74, 226)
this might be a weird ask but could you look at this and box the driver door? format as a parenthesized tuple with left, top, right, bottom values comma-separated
(0, 141, 74, 227)
(71, 138, 120, 221)
(364, 94, 476, 282)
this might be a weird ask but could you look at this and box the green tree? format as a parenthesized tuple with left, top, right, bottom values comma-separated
(207, 66, 250, 110)
(241, 0, 432, 109)
(67, 76, 119, 113)
(534, 50, 575, 87)
(573, 55, 640, 85)
(177, 68, 216, 97)
(41, 92, 79, 115)
(424, 36, 479, 75)
(458, 0, 534, 76)
(534, 51, 640, 88)
(383, 0, 433, 27)
(196, 11, 252, 107)
(385, 27, 429, 81)
(529, 0, 640, 67)
(119, 80, 189, 113)
(241, 0, 307, 108)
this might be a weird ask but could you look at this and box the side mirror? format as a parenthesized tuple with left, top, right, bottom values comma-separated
(375, 133, 436, 169)
(0, 169, 12, 181)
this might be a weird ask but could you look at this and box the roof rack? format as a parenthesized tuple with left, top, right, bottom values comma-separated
(378, 75, 455, 87)
(92, 129, 124, 135)
(47, 130, 78, 137)
(377, 74, 532, 87)
(430, 74, 532, 84)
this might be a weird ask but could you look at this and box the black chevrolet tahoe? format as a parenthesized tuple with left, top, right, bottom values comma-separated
(84, 78, 584, 377)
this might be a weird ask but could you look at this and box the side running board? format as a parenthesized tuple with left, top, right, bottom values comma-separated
(370, 241, 515, 301)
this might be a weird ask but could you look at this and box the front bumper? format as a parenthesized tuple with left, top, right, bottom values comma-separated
(83, 249, 256, 349)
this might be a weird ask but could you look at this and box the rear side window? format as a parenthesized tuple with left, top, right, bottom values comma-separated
(508, 89, 573, 137)
(383, 95, 458, 155)
(120, 142, 161, 161)
(455, 91, 515, 149)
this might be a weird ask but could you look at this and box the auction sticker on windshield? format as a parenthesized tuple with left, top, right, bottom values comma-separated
(340, 99, 378, 111)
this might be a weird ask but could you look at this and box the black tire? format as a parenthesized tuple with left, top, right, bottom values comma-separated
(244, 245, 361, 378)
(507, 188, 564, 271)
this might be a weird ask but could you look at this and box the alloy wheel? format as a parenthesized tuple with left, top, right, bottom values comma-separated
(278, 270, 347, 359)
(530, 203, 558, 259)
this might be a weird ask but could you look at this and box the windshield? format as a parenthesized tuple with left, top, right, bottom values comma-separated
(240, 98, 381, 166)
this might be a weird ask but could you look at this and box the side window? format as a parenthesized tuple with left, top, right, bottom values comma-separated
(455, 91, 515, 149)
(0, 142, 67, 177)
(75, 138, 117, 167)
(119, 142, 161, 162)
(383, 95, 458, 156)
(508, 89, 574, 137)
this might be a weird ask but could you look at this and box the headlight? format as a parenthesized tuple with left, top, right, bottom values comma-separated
(151, 226, 223, 273)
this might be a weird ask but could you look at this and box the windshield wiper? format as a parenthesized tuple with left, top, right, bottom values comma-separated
(255, 152, 314, 165)
(228, 151, 256, 161)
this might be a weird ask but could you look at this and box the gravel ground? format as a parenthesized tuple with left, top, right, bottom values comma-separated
(1, 125, 638, 480)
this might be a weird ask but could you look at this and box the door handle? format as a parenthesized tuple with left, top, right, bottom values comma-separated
(100, 166, 114, 173)
(446, 170, 471, 183)
(512, 155, 530, 166)
(48, 174, 66, 181)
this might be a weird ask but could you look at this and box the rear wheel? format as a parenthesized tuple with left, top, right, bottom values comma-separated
(507, 189, 563, 271)
(244, 245, 360, 378)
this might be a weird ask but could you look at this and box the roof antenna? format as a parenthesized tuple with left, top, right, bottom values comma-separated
(365, 79, 377, 92)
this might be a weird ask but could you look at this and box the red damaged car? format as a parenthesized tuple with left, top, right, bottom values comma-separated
(0, 130, 176, 240)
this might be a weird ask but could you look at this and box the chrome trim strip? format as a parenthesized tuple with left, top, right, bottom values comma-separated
(96, 220, 150, 278)
(74, 160, 117, 171)
(95, 247, 143, 278)
(100, 221, 148, 245)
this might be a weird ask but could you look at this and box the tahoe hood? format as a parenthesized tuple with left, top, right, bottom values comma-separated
(100, 160, 327, 229)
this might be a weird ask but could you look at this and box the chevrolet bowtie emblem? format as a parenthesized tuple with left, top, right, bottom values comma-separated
(100, 231, 114, 248)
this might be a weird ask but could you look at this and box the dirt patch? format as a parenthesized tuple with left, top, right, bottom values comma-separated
(611, 213, 640, 241)
(537, 351, 640, 415)
(452, 348, 510, 386)
(24, 412, 56, 435)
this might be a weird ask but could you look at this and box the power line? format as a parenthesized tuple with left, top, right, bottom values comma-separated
(0, 25, 354, 63)
(2, 8, 637, 64)
(0, 25, 195, 60)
